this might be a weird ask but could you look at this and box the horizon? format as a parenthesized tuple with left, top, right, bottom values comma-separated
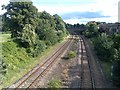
(0, 0, 119, 24)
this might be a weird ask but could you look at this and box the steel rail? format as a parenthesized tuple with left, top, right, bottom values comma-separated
(12, 36, 74, 89)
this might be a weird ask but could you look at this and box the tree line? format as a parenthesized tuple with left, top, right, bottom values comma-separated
(76, 22, 120, 87)
(0, 0, 68, 85)
(2, 1, 68, 57)
(66, 22, 120, 87)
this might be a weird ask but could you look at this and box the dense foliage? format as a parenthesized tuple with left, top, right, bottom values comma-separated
(112, 34, 120, 87)
(2, 42, 31, 69)
(67, 51, 76, 59)
(0, 15, 2, 31)
(83, 23, 99, 38)
(2, 0, 68, 55)
(92, 33, 115, 62)
(1, 0, 68, 87)
(81, 23, 120, 87)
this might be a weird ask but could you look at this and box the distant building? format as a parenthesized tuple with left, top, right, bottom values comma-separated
(99, 22, 120, 34)
(87, 21, 97, 25)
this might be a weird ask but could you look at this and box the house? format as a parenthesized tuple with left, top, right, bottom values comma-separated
(99, 22, 120, 34)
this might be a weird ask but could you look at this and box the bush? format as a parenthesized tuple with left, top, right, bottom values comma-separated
(2, 41, 30, 70)
(0, 59, 7, 84)
(48, 79, 61, 89)
(27, 40, 46, 57)
(67, 51, 76, 59)
(112, 49, 120, 87)
(0, 60, 7, 74)
(92, 33, 114, 62)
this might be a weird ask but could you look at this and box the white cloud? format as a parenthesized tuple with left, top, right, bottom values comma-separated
(0, 0, 119, 24)
(64, 16, 117, 25)
(35, 0, 119, 15)
(0, 0, 9, 14)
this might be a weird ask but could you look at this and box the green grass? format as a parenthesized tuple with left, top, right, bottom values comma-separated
(48, 79, 61, 89)
(0, 39, 67, 89)
(101, 62, 112, 80)
(67, 50, 76, 59)
(0, 33, 11, 42)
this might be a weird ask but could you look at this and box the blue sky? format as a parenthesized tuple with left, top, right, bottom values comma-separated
(32, 0, 96, 5)
(0, 0, 119, 24)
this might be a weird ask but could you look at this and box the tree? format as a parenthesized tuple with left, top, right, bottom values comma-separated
(53, 14, 67, 41)
(93, 33, 115, 62)
(36, 12, 58, 46)
(112, 48, 120, 87)
(83, 23, 99, 38)
(3, 0, 38, 47)
(112, 34, 120, 50)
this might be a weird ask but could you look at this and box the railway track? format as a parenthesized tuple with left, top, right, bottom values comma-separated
(6, 35, 74, 89)
(79, 35, 106, 89)
(78, 36, 95, 89)
(82, 36, 107, 88)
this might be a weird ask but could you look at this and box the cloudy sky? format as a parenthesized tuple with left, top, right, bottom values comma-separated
(0, 0, 119, 24)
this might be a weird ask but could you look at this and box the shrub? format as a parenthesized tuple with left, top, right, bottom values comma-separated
(2, 41, 30, 70)
(29, 40, 46, 57)
(48, 79, 61, 89)
(67, 51, 76, 59)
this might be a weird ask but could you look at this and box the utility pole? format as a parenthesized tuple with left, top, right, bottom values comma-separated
(118, 1, 120, 33)
(118, 1, 120, 23)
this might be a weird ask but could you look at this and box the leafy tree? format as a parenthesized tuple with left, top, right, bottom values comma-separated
(36, 12, 58, 46)
(88, 24, 99, 37)
(3, 1, 38, 47)
(53, 14, 67, 41)
(111, 34, 120, 87)
(83, 23, 99, 38)
(93, 33, 115, 62)
(112, 48, 120, 87)
(112, 34, 120, 49)
(27, 40, 46, 57)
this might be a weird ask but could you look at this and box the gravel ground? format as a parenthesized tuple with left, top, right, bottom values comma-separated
(36, 36, 82, 88)
(31, 35, 110, 89)
(81, 35, 112, 88)
(36, 37, 75, 88)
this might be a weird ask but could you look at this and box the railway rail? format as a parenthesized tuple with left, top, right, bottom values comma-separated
(6, 35, 74, 89)
(5, 35, 106, 89)
(78, 35, 106, 89)
(82, 36, 107, 88)
(78, 36, 95, 89)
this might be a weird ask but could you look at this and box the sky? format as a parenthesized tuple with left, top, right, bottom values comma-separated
(0, 0, 119, 24)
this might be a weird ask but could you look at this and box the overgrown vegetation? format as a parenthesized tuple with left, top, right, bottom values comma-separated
(67, 51, 76, 59)
(48, 79, 61, 89)
(80, 23, 120, 87)
(66, 22, 120, 87)
(0, 0, 68, 88)
(0, 34, 11, 42)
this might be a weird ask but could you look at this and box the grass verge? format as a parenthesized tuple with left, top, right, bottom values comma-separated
(0, 39, 67, 89)
(0, 33, 11, 42)
(101, 62, 112, 80)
